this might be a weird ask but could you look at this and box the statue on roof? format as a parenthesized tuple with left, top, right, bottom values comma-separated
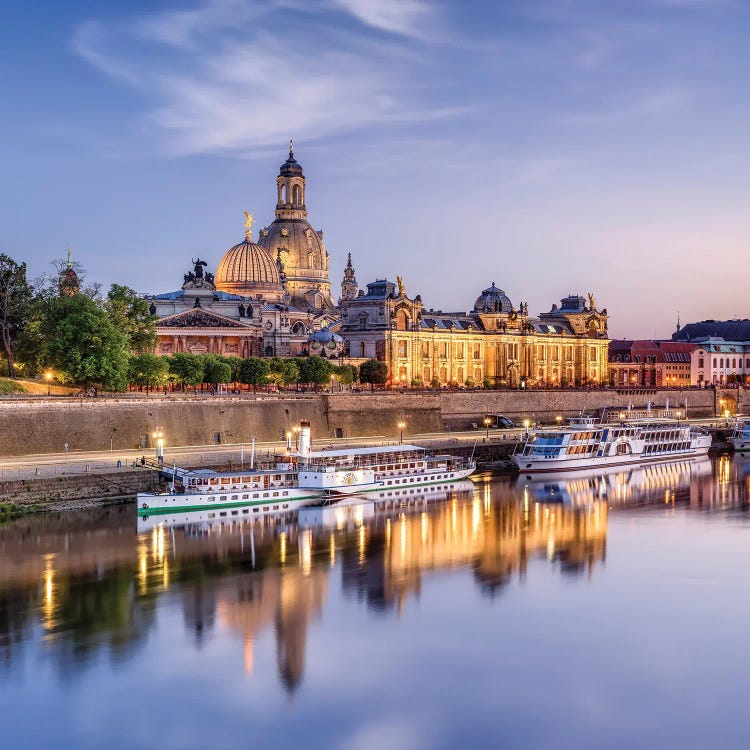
(396, 276, 405, 296)
(588, 292, 596, 310)
(192, 258, 207, 278)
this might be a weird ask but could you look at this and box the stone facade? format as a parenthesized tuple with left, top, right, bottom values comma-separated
(339, 279, 610, 387)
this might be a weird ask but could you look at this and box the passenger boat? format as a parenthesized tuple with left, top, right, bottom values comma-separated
(513, 416, 711, 474)
(729, 419, 750, 453)
(137, 420, 475, 517)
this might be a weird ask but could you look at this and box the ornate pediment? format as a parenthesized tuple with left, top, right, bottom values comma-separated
(157, 309, 252, 329)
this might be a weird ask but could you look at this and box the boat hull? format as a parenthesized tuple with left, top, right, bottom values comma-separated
(729, 438, 750, 453)
(137, 467, 476, 516)
(512, 444, 711, 474)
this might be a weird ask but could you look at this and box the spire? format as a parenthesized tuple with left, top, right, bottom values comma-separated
(676, 310, 681, 332)
(66, 245, 72, 269)
(289, 138, 294, 158)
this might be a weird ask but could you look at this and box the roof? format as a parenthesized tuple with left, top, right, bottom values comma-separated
(306, 444, 425, 459)
(673, 320, 750, 342)
(156, 308, 253, 329)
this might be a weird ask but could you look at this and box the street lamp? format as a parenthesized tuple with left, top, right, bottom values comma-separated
(483, 416, 491, 440)
(556, 415, 563, 428)
(153, 428, 165, 465)
(44, 370, 53, 396)
(523, 419, 530, 438)
(397, 420, 406, 444)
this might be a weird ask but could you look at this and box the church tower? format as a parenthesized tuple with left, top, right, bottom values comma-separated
(339, 253, 358, 304)
(258, 142, 333, 312)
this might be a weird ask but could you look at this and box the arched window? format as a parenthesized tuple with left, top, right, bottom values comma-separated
(359, 341, 365, 357)
(396, 310, 408, 331)
(265, 346, 274, 357)
(698, 357, 704, 369)
(359, 314, 368, 330)
(292, 184, 302, 205)
(291, 321, 305, 335)
(280, 184, 287, 203)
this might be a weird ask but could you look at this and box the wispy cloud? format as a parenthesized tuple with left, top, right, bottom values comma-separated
(330, 0, 434, 38)
(70, 0, 455, 156)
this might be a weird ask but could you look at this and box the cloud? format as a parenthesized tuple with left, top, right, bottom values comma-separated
(70, 0, 456, 156)
(329, 0, 434, 38)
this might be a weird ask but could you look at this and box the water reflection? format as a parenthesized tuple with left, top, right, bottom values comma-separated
(1, 455, 749, 697)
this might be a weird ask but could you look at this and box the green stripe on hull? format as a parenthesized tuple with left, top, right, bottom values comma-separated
(137, 475, 473, 516)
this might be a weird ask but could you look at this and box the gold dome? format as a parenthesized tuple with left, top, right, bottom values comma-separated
(215, 236, 283, 299)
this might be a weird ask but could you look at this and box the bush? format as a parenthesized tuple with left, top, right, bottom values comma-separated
(0, 378, 26, 394)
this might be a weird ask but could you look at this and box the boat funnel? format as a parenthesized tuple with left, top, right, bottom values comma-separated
(298, 420, 312, 459)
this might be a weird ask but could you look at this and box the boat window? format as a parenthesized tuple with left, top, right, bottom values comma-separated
(220, 495, 227, 501)
(253, 508, 259, 513)
(273, 505, 279, 510)
(221, 478, 230, 485)
(220, 512, 227, 517)
(231, 510, 238, 516)
(253, 493, 259, 498)
(208, 513, 215, 519)
(231, 495, 238, 501)
(242, 494, 248, 499)
(243, 509, 249, 514)
(273, 492, 279, 497)
(283, 491, 288, 496)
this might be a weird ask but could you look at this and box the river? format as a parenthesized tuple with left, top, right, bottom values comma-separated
(1, 454, 748, 749)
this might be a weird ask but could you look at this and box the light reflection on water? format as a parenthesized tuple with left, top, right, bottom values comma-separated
(1, 455, 750, 749)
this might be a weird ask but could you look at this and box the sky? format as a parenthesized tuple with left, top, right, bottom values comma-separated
(1, 0, 750, 338)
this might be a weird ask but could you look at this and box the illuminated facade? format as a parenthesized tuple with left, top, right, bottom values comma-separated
(608, 340, 695, 388)
(339, 280, 610, 387)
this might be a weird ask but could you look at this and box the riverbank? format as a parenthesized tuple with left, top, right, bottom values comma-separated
(0, 387, 737, 456)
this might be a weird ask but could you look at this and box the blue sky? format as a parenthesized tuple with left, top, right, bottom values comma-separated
(2, 0, 749, 337)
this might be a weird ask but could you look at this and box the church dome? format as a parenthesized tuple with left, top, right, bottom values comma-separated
(474, 283, 512, 314)
(308, 326, 344, 355)
(215, 237, 283, 299)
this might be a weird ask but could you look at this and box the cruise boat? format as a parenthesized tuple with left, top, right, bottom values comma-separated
(513, 416, 711, 474)
(137, 420, 475, 517)
(729, 419, 750, 453)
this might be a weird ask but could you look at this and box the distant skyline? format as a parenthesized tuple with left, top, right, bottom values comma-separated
(2, 0, 750, 338)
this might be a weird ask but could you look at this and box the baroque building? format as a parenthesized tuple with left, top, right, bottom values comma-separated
(144, 147, 337, 358)
(672, 319, 750, 385)
(339, 279, 609, 386)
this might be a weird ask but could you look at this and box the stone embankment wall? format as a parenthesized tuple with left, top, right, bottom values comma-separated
(0, 469, 159, 508)
(0, 388, 736, 457)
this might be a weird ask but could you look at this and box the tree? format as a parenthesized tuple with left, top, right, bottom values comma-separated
(299, 356, 333, 389)
(203, 355, 232, 387)
(129, 353, 169, 390)
(359, 359, 388, 392)
(42, 294, 130, 390)
(105, 284, 157, 354)
(168, 353, 204, 391)
(225, 356, 244, 384)
(334, 363, 358, 386)
(239, 357, 270, 393)
(0, 254, 33, 377)
(268, 357, 300, 388)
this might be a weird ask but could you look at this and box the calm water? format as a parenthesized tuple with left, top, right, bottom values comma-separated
(2, 455, 750, 750)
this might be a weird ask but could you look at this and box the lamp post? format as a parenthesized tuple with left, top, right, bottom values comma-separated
(330, 373, 336, 393)
(398, 421, 406, 445)
(45, 370, 53, 396)
(483, 416, 491, 440)
(556, 415, 563, 428)
(523, 419, 530, 438)
(293, 425, 300, 451)
(153, 427, 165, 465)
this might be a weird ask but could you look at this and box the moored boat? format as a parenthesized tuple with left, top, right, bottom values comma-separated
(729, 419, 750, 453)
(512, 416, 711, 474)
(137, 421, 475, 517)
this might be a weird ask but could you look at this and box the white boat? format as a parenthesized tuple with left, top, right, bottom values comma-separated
(729, 419, 750, 453)
(137, 420, 475, 517)
(513, 416, 711, 474)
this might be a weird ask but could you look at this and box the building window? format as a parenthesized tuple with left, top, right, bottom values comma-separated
(698, 357, 704, 368)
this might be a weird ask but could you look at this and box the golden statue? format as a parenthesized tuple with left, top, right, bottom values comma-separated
(244, 211, 254, 240)
(588, 292, 596, 310)
(396, 276, 405, 296)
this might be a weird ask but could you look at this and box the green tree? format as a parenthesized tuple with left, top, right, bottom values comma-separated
(105, 284, 157, 354)
(225, 356, 244, 384)
(335, 363, 358, 386)
(299, 356, 333, 389)
(43, 294, 130, 390)
(129, 353, 169, 390)
(168, 353, 204, 391)
(203, 355, 232, 386)
(239, 357, 270, 393)
(0, 254, 33, 377)
(268, 357, 300, 388)
(359, 359, 388, 392)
